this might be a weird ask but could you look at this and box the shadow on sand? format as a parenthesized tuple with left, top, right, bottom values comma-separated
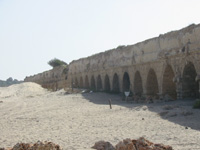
(81, 92, 200, 131)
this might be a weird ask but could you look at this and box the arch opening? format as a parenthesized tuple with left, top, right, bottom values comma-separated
(134, 71, 143, 96)
(85, 75, 89, 89)
(91, 76, 96, 91)
(182, 62, 199, 98)
(75, 77, 79, 88)
(97, 75, 103, 91)
(112, 73, 120, 93)
(162, 65, 176, 99)
(104, 75, 110, 92)
(146, 69, 159, 97)
(80, 77, 83, 88)
(123, 72, 130, 92)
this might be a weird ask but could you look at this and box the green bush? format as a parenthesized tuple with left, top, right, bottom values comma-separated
(193, 99, 200, 109)
(48, 58, 67, 68)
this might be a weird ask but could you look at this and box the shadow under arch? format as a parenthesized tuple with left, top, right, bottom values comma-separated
(85, 75, 89, 89)
(80, 76, 83, 88)
(75, 77, 79, 88)
(134, 71, 143, 96)
(112, 73, 120, 93)
(162, 65, 177, 99)
(91, 75, 96, 91)
(146, 69, 159, 97)
(97, 75, 103, 91)
(182, 62, 199, 99)
(104, 74, 111, 92)
(123, 72, 130, 92)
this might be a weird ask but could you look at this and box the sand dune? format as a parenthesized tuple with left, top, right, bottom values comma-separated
(0, 83, 200, 150)
(0, 82, 48, 98)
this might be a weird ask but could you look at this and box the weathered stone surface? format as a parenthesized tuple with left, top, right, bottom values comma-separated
(12, 143, 31, 150)
(115, 137, 173, 150)
(92, 137, 173, 150)
(92, 141, 115, 150)
(24, 24, 200, 100)
(2, 141, 62, 150)
(115, 138, 136, 150)
(68, 24, 200, 100)
(24, 66, 68, 91)
(30, 141, 61, 150)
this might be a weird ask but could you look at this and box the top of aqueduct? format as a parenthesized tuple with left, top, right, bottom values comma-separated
(69, 23, 200, 74)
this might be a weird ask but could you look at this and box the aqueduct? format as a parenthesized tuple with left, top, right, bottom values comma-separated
(68, 24, 200, 100)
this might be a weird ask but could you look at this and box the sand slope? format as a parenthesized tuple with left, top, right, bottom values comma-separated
(0, 83, 200, 150)
(0, 82, 48, 98)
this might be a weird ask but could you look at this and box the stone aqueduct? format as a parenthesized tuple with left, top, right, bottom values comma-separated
(68, 24, 200, 100)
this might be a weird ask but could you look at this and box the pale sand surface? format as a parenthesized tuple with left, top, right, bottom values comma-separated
(0, 82, 200, 150)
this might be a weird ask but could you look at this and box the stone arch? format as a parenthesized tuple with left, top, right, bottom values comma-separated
(112, 73, 120, 93)
(123, 72, 130, 92)
(91, 75, 96, 91)
(162, 65, 177, 99)
(97, 75, 103, 91)
(146, 69, 159, 97)
(104, 74, 110, 92)
(85, 75, 89, 88)
(134, 71, 143, 96)
(80, 76, 83, 88)
(182, 62, 199, 98)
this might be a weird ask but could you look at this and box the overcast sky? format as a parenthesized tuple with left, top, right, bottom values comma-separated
(0, 0, 200, 80)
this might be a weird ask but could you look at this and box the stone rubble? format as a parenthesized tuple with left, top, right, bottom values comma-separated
(92, 141, 115, 150)
(1, 141, 62, 150)
(92, 137, 173, 150)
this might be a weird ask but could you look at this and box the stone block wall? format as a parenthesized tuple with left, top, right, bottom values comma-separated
(24, 65, 68, 91)
(24, 24, 200, 100)
(68, 24, 200, 99)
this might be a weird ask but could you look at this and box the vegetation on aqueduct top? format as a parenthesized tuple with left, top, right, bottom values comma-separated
(48, 58, 68, 68)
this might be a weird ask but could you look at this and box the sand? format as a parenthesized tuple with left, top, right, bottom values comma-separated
(0, 82, 200, 150)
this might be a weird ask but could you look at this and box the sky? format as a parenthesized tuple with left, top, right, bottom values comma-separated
(0, 0, 200, 81)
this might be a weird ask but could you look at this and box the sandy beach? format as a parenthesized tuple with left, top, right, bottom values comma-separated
(0, 82, 200, 150)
